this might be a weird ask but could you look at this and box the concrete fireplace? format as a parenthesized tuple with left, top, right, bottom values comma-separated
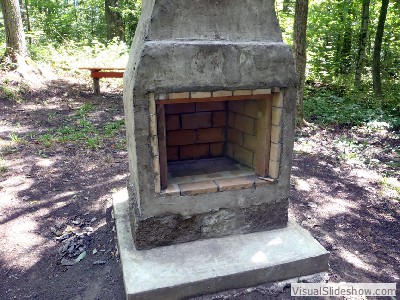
(116, 0, 329, 299)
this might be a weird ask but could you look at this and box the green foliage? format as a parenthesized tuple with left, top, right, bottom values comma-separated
(304, 80, 400, 129)
(276, 0, 400, 83)
(104, 119, 125, 136)
(0, 78, 29, 102)
(22, 0, 141, 45)
(0, 154, 7, 174)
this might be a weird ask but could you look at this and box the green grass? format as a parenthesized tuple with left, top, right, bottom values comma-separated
(31, 104, 125, 150)
(0, 79, 29, 102)
(0, 153, 7, 174)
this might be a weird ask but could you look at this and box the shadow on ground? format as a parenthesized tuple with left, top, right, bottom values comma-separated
(0, 78, 127, 300)
(1, 78, 399, 300)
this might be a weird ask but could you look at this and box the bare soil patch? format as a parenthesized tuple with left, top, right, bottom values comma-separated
(0, 74, 399, 300)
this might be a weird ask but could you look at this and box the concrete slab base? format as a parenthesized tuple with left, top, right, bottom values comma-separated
(113, 188, 329, 300)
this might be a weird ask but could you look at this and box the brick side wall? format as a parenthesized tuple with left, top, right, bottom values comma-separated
(165, 102, 228, 161)
(226, 100, 259, 168)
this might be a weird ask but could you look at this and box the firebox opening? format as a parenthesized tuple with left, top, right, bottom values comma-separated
(152, 91, 283, 196)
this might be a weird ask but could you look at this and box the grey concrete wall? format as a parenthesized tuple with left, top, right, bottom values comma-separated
(147, 0, 282, 42)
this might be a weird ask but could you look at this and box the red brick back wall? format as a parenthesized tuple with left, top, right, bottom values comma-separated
(165, 102, 227, 161)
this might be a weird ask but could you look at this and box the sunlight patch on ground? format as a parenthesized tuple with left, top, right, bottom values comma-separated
(380, 177, 400, 200)
(319, 198, 357, 217)
(339, 249, 372, 272)
(35, 157, 54, 168)
(292, 176, 311, 191)
(0, 174, 34, 190)
(294, 139, 319, 154)
(1, 218, 46, 270)
(349, 168, 381, 180)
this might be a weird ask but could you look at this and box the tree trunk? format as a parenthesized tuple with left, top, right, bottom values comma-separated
(293, 0, 309, 127)
(24, 0, 31, 45)
(0, 0, 27, 61)
(105, 0, 124, 41)
(339, 5, 354, 75)
(355, 0, 370, 87)
(372, 0, 389, 98)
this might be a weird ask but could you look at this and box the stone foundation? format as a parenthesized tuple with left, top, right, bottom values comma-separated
(133, 200, 288, 250)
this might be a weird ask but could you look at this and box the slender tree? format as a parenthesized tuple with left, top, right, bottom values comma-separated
(0, 0, 27, 63)
(105, 0, 124, 41)
(372, 0, 390, 98)
(355, 0, 371, 87)
(339, 7, 354, 75)
(293, 0, 309, 127)
(24, 0, 31, 45)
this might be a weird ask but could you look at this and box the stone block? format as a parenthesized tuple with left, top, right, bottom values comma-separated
(271, 107, 282, 126)
(228, 111, 235, 127)
(182, 112, 212, 129)
(272, 92, 283, 108)
(191, 91, 211, 98)
(234, 144, 254, 167)
(233, 90, 252, 96)
(227, 128, 244, 145)
(227, 142, 234, 157)
(212, 111, 227, 127)
(244, 100, 258, 119)
(166, 115, 180, 131)
(234, 114, 256, 135)
(180, 144, 210, 160)
(215, 177, 254, 192)
(196, 127, 225, 143)
(252, 88, 271, 95)
(167, 146, 179, 161)
(271, 125, 281, 143)
(179, 180, 218, 196)
(169, 92, 190, 99)
(212, 90, 232, 97)
(270, 142, 281, 162)
(196, 101, 226, 111)
(150, 114, 158, 136)
(161, 184, 181, 196)
(210, 142, 224, 157)
(272, 87, 281, 93)
(165, 103, 195, 115)
(228, 101, 244, 114)
(167, 130, 195, 146)
(243, 133, 257, 151)
(149, 93, 156, 115)
(269, 160, 280, 179)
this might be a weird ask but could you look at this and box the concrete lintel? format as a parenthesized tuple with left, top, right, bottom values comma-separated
(113, 188, 329, 300)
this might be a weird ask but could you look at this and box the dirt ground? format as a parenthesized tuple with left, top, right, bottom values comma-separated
(0, 74, 399, 300)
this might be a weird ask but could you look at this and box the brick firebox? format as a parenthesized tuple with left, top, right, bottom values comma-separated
(149, 88, 284, 197)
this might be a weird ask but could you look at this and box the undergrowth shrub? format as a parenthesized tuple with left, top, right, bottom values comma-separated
(304, 79, 400, 129)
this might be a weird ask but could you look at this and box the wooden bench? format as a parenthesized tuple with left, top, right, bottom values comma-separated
(80, 67, 125, 95)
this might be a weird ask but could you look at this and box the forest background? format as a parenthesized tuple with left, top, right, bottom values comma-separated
(0, 0, 399, 129)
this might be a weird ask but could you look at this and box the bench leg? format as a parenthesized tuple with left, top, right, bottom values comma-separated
(93, 78, 100, 95)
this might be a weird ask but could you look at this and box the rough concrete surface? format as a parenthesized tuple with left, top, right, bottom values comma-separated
(113, 188, 330, 300)
(132, 198, 288, 249)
